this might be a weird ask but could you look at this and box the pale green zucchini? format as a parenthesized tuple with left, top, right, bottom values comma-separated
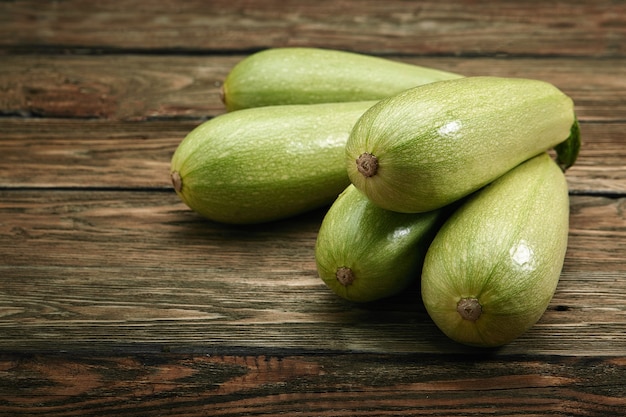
(421, 153, 569, 347)
(345, 76, 580, 213)
(315, 184, 445, 303)
(170, 101, 376, 224)
(221, 47, 462, 111)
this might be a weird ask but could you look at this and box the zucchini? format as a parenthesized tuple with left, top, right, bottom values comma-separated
(171, 101, 376, 224)
(345, 76, 580, 213)
(315, 184, 445, 303)
(421, 153, 570, 347)
(221, 47, 462, 111)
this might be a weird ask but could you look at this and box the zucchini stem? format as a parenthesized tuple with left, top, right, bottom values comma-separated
(555, 117, 581, 171)
(171, 171, 183, 193)
(457, 298, 482, 321)
(336, 267, 355, 286)
(356, 152, 379, 177)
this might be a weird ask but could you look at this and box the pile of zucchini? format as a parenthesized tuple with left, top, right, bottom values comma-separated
(170, 47, 581, 347)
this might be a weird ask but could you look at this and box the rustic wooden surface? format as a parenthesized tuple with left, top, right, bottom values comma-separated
(1, 1, 625, 415)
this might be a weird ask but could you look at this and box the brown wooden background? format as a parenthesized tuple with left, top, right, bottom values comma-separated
(1, 1, 625, 415)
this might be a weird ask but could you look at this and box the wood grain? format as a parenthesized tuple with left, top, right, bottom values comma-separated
(0, 55, 230, 120)
(1, 55, 624, 121)
(0, 119, 624, 194)
(0, 191, 624, 356)
(1, 0, 625, 414)
(1, 0, 624, 57)
(1, 352, 625, 416)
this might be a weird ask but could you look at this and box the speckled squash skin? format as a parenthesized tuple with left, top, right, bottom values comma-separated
(315, 184, 445, 303)
(421, 153, 570, 347)
(345, 76, 578, 213)
(221, 47, 462, 111)
(170, 101, 376, 224)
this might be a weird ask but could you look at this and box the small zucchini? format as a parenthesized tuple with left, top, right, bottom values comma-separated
(345, 76, 580, 213)
(170, 101, 376, 224)
(421, 153, 569, 347)
(315, 184, 445, 303)
(221, 47, 462, 111)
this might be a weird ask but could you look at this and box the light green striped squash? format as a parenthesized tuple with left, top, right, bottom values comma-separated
(170, 101, 376, 224)
(221, 47, 462, 111)
(346, 76, 580, 213)
(421, 153, 569, 347)
(315, 184, 445, 303)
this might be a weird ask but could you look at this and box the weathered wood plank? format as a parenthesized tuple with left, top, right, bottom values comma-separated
(0, 55, 230, 120)
(0, 191, 624, 355)
(1, 55, 624, 121)
(0, 352, 625, 416)
(0, 120, 190, 189)
(0, 0, 622, 413)
(1, 0, 624, 57)
(566, 122, 626, 195)
(0, 119, 623, 194)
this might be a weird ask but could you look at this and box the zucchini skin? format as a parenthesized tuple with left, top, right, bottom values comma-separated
(222, 47, 462, 111)
(170, 101, 376, 224)
(421, 153, 569, 347)
(345, 76, 578, 213)
(315, 184, 445, 303)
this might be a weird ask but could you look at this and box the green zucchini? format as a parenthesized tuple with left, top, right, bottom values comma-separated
(345, 76, 580, 213)
(170, 101, 376, 224)
(315, 184, 445, 303)
(221, 47, 463, 111)
(421, 153, 569, 347)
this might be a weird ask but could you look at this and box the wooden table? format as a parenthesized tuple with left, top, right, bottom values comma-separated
(1, 1, 625, 415)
